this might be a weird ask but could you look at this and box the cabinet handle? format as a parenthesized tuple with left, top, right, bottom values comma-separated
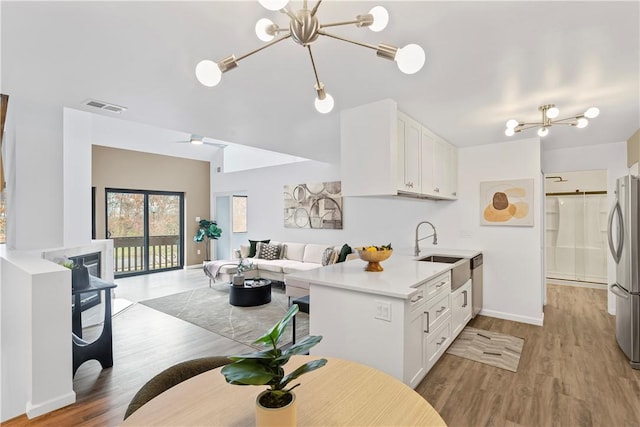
(436, 306, 446, 315)
(434, 187, 440, 193)
(462, 290, 468, 308)
(436, 281, 446, 288)
(436, 336, 447, 346)
(423, 312, 430, 333)
(406, 182, 414, 188)
(411, 294, 423, 304)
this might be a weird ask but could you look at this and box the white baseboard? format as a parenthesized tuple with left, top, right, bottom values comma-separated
(546, 278, 607, 290)
(479, 308, 544, 326)
(185, 264, 204, 269)
(26, 391, 76, 419)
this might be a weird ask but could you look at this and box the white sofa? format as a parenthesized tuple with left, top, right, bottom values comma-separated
(204, 241, 350, 298)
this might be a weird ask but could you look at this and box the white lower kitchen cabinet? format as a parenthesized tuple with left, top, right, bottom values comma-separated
(405, 298, 426, 388)
(451, 279, 473, 338)
(424, 314, 452, 371)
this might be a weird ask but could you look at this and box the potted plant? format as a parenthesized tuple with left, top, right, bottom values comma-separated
(221, 304, 327, 426)
(193, 219, 222, 261)
(232, 256, 254, 286)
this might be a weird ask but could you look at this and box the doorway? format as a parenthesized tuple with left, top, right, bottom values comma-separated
(106, 189, 184, 277)
(214, 193, 248, 260)
(544, 170, 608, 288)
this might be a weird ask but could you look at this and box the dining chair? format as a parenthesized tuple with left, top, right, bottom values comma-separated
(123, 356, 232, 420)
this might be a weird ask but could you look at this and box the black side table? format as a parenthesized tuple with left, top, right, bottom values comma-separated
(72, 276, 117, 376)
(229, 280, 272, 307)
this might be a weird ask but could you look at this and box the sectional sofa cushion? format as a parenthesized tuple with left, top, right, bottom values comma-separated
(303, 244, 332, 264)
(248, 239, 270, 257)
(284, 243, 306, 262)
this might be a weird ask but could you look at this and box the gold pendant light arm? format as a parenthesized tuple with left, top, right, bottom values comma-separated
(318, 30, 377, 50)
(320, 19, 365, 29)
(235, 33, 292, 62)
(310, 0, 322, 17)
(307, 45, 322, 88)
(281, 7, 303, 26)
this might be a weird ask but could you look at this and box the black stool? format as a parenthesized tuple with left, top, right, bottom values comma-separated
(291, 295, 310, 345)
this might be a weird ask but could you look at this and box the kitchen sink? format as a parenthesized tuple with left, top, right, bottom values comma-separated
(418, 255, 471, 290)
(418, 255, 464, 264)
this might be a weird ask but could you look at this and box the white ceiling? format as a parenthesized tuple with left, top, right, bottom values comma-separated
(2, 1, 639, 162)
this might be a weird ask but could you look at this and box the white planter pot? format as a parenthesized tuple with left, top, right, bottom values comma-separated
(232, 274, 245, 287)
(255, 391, 296, 427)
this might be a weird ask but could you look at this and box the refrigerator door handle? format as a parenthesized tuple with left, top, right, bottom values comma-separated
(608, 200, 624, 263)
(610, 283, 629, 299)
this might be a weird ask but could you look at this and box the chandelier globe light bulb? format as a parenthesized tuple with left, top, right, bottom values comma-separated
(195, 60, 222, 87)
(395, 44, 425, 74)
(255, 18, 275, 42)
(315, 93, 334, 114)
(506, 119, 519, 129)
(368, 6, 389, 32)
(538, 127, 549, 137)
(258, 0, 289, 11)
(584, 107, 600, 119)
(576, 117, 589, 128)
(546, 107, 560, 119)
(505, 128, 515, 136)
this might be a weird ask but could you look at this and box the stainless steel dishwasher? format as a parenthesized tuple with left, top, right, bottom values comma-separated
(471, 254, 483, 317)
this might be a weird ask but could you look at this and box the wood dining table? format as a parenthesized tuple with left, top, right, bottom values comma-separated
(120, 355, 447, 426)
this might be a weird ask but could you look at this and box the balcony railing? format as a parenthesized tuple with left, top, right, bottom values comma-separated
(112, 235, 180, 274)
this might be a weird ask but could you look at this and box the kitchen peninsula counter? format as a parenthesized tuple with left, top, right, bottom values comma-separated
(287, 249, 481, 389)
(286, 254, 452, 299)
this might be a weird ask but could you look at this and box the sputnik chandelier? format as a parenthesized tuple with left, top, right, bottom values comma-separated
(195, 0, 425, 114)
(505, 104, 600, 137)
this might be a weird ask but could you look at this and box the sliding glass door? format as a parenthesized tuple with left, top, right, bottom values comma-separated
(106, 189, 184, 277)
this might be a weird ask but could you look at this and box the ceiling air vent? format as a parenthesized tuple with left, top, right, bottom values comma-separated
(82, 99, 127, 114)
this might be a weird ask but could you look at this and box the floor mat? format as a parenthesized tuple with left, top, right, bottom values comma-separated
(446, 326, 524, 372)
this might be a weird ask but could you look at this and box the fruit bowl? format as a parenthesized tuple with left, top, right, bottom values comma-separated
(355, 246, 393, 272)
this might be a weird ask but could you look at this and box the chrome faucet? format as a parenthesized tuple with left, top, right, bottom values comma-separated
(415, 221, 438, 256)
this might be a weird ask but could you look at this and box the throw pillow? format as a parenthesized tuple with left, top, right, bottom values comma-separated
(248, 239, 270, 258)
(256, 243, 281, 260)
(322, 247, 335, 266)
(337, 243, 353, 263)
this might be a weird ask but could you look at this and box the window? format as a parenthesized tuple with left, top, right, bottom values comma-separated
(232, 195, 247, 233)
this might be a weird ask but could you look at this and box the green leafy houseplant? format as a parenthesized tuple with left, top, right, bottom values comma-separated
(221, 304, 327, 408)
(193, 219, 222, 261)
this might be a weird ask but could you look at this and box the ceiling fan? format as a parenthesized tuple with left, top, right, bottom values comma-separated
(175, 134, 227, 148)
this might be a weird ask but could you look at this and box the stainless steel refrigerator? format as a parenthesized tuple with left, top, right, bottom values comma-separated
(608, 174, 640, 369)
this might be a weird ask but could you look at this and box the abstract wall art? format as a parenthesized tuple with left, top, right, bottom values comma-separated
(480, 178, 534, 226)
(284, 181, 343, 229)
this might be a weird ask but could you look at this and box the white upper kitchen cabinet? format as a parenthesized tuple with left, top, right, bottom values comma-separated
(341, 98, 457, 200)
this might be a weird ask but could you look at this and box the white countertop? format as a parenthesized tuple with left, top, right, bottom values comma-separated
(286, 248, 482, 300)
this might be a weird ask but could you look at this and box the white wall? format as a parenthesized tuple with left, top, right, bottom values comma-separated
(542, 141, 628, 314)
(452, 137, 544, 325)
(0, 248, 75, 422)
(63, 108, 92, 248)
(6, 100, 63, 249)
(213, 137, 545, 325)
(212, 159, 467, 253)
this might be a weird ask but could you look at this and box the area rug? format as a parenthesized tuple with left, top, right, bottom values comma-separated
(445, 327, 524, 372)
(140, 285, 308, 349)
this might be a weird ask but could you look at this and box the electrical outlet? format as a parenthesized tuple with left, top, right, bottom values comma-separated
(195, 216, 201, 222)
(374, 300, 392, 322)
(197, 250, 201, 255)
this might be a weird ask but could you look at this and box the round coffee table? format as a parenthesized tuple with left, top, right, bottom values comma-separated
(229, 279, 272, 307)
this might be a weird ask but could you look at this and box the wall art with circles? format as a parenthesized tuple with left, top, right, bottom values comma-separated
(283, 181, 343, 229)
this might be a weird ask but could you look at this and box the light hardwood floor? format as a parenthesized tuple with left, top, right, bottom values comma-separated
(3, 271, 639, 427)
